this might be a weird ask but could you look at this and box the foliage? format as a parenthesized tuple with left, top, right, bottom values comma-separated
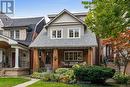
(31, 72, 51, 80)
(82, 0, 130, 38)
(55, 68, 69, 74)
(74, 65, 115, 83)
(55, 68, 76, 84)
(102, 30, 130, 74)
(113, 72, 129, 84)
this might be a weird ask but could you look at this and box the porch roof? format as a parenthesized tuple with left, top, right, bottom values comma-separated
(30, 28, 98, 48)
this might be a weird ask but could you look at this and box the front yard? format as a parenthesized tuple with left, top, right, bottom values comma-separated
(27, 80, 107, 87)
(28, 80, 130, 87)
(0, 77, 29, 87)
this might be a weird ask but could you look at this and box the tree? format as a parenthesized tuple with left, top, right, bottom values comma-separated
(82, 0, 130, 38)
(82, 0, 130, 74)
(102, 30, 130, 74)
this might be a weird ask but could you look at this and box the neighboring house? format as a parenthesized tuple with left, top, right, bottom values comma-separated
(0, 13, 46, 75)
(30, 9, 97, 72)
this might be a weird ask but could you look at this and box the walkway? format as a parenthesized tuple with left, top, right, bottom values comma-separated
(14, 78, 40, 87)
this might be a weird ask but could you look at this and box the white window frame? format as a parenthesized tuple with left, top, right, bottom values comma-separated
(51, 29, 63, 39)
(10, 30, 20, 40)
(64, 51, 83, 62)
(68, 28, 80, 38)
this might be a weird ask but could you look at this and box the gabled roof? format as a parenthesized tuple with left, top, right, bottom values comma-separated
(30, 28, 97, 48)
(3, 17, 44, 27)
(45, 9, 85, 28)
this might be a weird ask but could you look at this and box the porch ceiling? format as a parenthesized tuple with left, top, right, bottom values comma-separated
(0, 41, 11, 48)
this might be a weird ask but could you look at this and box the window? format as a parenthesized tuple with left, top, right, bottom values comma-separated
(10, 30, 20, 40)
(64, 51, 83, 61)
(51, 29, 62, 39)
(0, 30, 3, 35)
(68, 29, 80, 38)
(15, 30, 19, 39)
(10, 30, 14, 39)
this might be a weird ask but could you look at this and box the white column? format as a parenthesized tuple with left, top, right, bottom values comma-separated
(15, 48, 19, 68)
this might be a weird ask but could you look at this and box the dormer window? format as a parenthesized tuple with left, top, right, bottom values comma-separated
(10, 30, 20, 40)
(68, 29, 80, 38)
(51, 29, 62, 39)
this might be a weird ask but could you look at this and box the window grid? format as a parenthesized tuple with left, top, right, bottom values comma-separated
(51, 30, 62, 39)
(68, 29, 80, 38)
(64, 51, 83, 61)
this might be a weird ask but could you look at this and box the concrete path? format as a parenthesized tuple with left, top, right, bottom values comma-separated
(14, 78, 40, 87)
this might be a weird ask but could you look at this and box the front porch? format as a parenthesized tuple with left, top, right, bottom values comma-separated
(0, 35, 30, 76)
(32, 47, 95, 72)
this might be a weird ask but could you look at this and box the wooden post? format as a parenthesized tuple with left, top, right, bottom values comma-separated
(33, 48, 39, 72)
(52, 49, 58, 70)
(87, 47, 93, 65)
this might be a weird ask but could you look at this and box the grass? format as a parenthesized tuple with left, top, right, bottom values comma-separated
(28, 80, 122, 87)
(0, 77, 29, 87)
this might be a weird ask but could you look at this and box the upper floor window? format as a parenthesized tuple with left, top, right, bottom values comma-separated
(0, 30, 3, 35)
(10, 30, 20, 40)
(68, 29, 80, 38)
(51, 29, 62, 39)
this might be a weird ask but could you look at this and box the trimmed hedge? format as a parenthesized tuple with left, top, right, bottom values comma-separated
(73, 65, 115, 83)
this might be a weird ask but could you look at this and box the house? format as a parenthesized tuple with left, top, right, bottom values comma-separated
(30, 9, 98, 72)
(0, 13, 46, 75)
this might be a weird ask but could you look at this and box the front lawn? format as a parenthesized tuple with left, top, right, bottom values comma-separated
(0, 77, 29, 87)
(28, 80, 120, 87)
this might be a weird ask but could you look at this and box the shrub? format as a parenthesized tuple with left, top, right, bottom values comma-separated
(55, 68, 69, 74)
(31, 72, 43, 79)
(74, 65, 115, 84)
(31, 72, 51, 81)
(54, 68, 76, 83)
(113, 72, 129, 84)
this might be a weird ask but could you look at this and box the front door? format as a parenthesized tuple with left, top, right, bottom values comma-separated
(12, 52, 15, 67)
(45, 51, 52, 71)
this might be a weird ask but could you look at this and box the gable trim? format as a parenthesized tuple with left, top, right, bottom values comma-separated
(45, 9, 85, 28)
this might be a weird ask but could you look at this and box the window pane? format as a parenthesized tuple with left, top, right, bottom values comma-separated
(0, 30, 3, 35)
(16, 30, 19, 39)
(52, 30, 56, 38)
(75, 29, 79, 37)
(69, 30, 73, 37)
(10, 31, 14, 39)
(57, 30, 61, 38)
(64, 51, 83, 61)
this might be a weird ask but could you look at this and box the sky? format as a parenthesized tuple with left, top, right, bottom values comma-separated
(3, 0, 91, 22)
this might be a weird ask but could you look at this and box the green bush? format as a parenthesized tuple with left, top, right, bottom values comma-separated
(54, 68, 76, 83)
(55, 68, 69, 74)
(31, 72, 43, 79)
(113, 72, 129, 84)
(74, 65, 115, 83)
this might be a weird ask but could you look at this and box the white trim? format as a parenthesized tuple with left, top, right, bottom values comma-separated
(67, 28, 81, 39)
(50, 29, 63, 39)
(64, 51, 83, 62)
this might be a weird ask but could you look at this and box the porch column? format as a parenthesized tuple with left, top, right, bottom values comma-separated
(33, 48, 39, 72)
(87, 47, 93, 65)
(15, 48, 19, 68)
(53, 49, 58, 70)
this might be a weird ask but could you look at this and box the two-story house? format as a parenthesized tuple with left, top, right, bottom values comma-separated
(0, 13, 46, 75)
(30, 9, 97, 72)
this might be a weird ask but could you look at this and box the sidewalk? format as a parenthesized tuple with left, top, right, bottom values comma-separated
(14, 78, 40, 87)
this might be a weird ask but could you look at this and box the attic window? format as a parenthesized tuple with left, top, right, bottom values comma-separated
(51, 29, 62, 39)
(68, 29, 80, 38)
